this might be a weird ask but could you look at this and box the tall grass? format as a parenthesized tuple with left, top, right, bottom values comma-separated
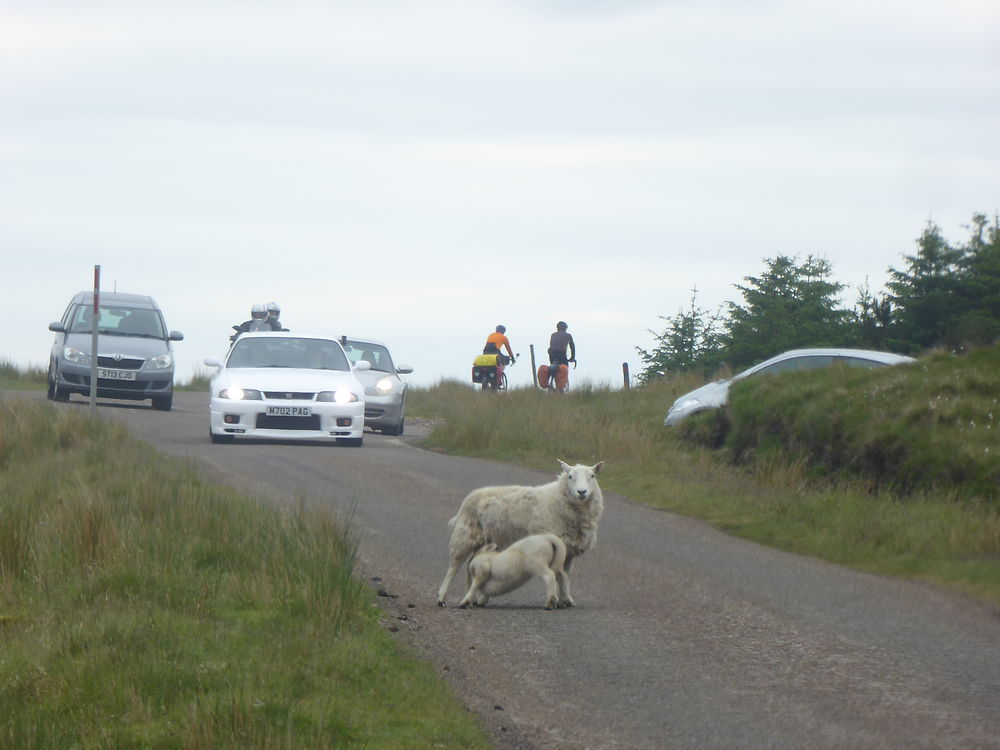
(409, 364, 1000, 606)
(0, 398, 490, 749)
(0, 358, 46, 389)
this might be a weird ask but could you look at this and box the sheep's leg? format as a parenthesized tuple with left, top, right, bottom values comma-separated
(541, 569, 560, 610)
(458, 579, 481, 609)
(556, 568, 571, 608)
(437, 556, 467, 606)
(558, 556, 576, 607)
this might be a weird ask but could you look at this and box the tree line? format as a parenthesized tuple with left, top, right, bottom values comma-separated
(637, 213, 1000, 381)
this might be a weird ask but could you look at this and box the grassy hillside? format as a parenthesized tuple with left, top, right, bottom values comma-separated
(0, 398, 491, 750)
(408, 348, 1000, 606)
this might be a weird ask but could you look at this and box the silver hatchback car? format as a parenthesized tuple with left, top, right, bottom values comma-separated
(47, 291, 184, 411)
(339, 336, 413, 435)
(664, 348, 915, 426)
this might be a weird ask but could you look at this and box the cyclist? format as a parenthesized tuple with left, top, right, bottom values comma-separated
(484, 325, 515, 366)
(545, 321, 575, 391)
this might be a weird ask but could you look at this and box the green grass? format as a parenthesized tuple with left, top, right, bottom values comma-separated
(409, 354, 1000, 607)
(0, 398, 491, 749)
(0, 358, 45, 391)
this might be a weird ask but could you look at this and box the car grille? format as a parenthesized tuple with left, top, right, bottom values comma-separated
(75, 375, 167, 391)
(255, 414, 321, 431)
(264, 391, 316, 400)
(97, 356, 144, 370)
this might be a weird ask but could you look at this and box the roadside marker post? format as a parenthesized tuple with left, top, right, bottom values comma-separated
(89, 265, 100, 417)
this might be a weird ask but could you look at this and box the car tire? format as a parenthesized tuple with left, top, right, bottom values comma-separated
(152, 394, 173, 411)
(46, 366, 56, 400)
(53, 383, 70, 402)
(210, 429, 234, 444)
(337, 437, 363, 447)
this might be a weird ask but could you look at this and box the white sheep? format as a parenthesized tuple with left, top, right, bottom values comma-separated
(459, 533, 569, 610)
(437, 459, 605, 607)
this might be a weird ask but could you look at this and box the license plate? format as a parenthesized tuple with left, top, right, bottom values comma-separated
(266, 405, 312, 417)
(98, 368, 137, 381)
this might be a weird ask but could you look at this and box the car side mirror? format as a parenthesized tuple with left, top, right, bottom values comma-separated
(169, 331, 184, 341)
(353, 360, 371, 372)
(396, 365, 413, 374)
(203, 357, 222, 368)
(48, 322, 66, 332)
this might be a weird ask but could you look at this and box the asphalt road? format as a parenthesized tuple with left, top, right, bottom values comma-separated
(26, 391, 1000, 749)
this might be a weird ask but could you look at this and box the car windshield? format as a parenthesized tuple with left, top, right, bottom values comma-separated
(341, 340, 395, 373)
(68, 304, 166, 338)
(226, 337, 350, 371)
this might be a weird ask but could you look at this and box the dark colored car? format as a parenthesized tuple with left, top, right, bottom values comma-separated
(47, 291, 184, 410)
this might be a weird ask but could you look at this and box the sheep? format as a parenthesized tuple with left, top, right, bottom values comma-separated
(437, 459, 604, 607)
(459, 533, 569, 610)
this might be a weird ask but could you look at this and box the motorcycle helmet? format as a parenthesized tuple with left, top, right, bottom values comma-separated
(251, 302, 268, 319)
(266, 301, 280, 318)
(556, 321, 568, 330)
(496, 325, 506, 333)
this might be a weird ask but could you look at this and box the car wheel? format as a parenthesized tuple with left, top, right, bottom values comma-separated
(46, 366, 56, 400)
(210, 429, 234, 444)
(337, 437, 363, 447)
(53, 384, 70, 402)
(152, 394, 173, 411)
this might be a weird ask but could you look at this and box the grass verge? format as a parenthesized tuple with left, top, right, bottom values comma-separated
(0, 398, 490, 750)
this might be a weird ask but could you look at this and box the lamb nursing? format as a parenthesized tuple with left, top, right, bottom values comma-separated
(459, 534, 569, 610)
(437, 460, 605, 607)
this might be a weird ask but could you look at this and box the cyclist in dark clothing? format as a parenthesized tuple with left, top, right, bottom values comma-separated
(547, 321, 576, 366)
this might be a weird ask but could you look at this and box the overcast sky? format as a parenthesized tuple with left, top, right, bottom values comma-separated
(3, 0, 998, 388)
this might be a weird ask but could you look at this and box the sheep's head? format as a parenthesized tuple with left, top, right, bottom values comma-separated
(557, 460, 605, 502)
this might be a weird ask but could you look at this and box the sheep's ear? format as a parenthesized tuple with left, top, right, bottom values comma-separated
(592, 461, 605, 475)
(557, 459, 570, 474)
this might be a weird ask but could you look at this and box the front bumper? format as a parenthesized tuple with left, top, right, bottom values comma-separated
(56, 362, 173, 401)
(208, 398, 365, 441)
(362, 393, 404, 430)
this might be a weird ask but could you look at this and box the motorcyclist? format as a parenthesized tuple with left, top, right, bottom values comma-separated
(233, 302, 271, 340)
(265, 301, 286, 331)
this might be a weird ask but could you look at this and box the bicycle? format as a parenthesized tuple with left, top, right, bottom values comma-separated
(472, 354, 517, 391)
(538, 359, 575, 392)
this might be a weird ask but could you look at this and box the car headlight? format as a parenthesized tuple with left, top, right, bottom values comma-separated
(148, 353, 173, 370)
(369, 376, 395, 396)
(219, 387, 263, 400)
(317, 389, 360, 404)
(63, 346, 91, 365)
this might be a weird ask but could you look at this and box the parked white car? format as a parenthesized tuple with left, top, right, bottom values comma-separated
(339, 336, 413, 435)
(204, 332, 368, 446)
(664, 348, 915, 426)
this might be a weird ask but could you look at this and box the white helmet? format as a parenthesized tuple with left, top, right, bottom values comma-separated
(266, 301, 280, 318)
(251, 302, 268, 319)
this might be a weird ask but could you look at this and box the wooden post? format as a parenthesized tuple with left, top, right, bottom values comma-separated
(529, 345, 538, 388)
(622, 362, 630, 390)
(89, 265, 100, 416)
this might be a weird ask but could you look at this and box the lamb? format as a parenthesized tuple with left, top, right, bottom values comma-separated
(437, 459, 605, 607)
(459, 534, 569, 610)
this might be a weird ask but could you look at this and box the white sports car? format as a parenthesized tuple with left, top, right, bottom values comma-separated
(204, 332, 369, 446)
